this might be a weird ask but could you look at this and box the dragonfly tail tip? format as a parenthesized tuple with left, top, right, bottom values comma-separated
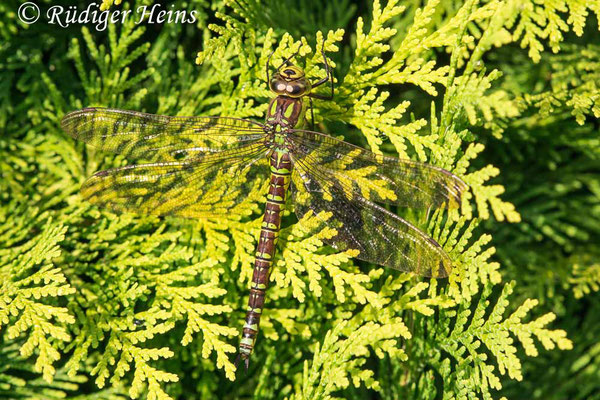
(234, 352, 251, 373)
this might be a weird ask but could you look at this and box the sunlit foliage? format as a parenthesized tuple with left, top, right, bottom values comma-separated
(1, 0, 598, 398)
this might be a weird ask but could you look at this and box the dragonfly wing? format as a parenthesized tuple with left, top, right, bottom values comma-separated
(61, 107, 267, 162)
(291, 153, 452, 278)
(287, 129, 467, 210)
(81, 142, 269, 219)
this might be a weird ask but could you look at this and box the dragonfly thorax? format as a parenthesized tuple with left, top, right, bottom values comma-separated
(265, 96, 307, 132)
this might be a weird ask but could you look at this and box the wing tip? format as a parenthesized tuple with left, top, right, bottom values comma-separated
(421, 237, 452, 278)
(61, 107, 100, 137)
(79, 175, 101, 200)
(444, 175, 469, 210)
(427, 259, 452, 279)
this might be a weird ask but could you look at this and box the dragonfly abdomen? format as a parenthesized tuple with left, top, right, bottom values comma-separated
(237, 149, 292, 368)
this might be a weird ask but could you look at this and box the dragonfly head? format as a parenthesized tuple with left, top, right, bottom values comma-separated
(270, 65, 311, 98)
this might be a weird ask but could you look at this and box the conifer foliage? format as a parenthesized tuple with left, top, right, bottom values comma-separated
(1, 0, 598, 398)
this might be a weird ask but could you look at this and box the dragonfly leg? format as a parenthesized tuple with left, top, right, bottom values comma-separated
(309, 96, 316, 130)
(309, 42, 334, 100)
(276, 44, 302, 71)
(266, 43, 301, 87)
(267, 48, 275, 84)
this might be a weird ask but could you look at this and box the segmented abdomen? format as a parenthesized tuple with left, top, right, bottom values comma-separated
(238, 149, 292, 361)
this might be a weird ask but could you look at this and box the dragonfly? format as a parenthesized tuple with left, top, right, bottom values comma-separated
(61, 46, 467, 371)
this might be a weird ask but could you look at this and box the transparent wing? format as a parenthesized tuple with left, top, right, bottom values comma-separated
(62, 107, 271, 218)
(291, 161, 451, 277)
(289, 129, 465, 277)
(61, 107, 267, 163)
(287, 129, 467, 210)
(81, 142, 270, 219)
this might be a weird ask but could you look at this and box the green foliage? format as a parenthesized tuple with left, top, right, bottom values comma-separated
(1, 0, 598, 399)
(0, 215, 75, 383)
(525, 43, 600, 124)
(402, 281, 572, 400)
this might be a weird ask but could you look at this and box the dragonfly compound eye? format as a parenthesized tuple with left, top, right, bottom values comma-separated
(285, 80, 309, 97)
(270, 77, 287, 94)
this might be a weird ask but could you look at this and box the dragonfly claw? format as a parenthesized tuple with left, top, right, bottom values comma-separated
(234, 353, 250, 372)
